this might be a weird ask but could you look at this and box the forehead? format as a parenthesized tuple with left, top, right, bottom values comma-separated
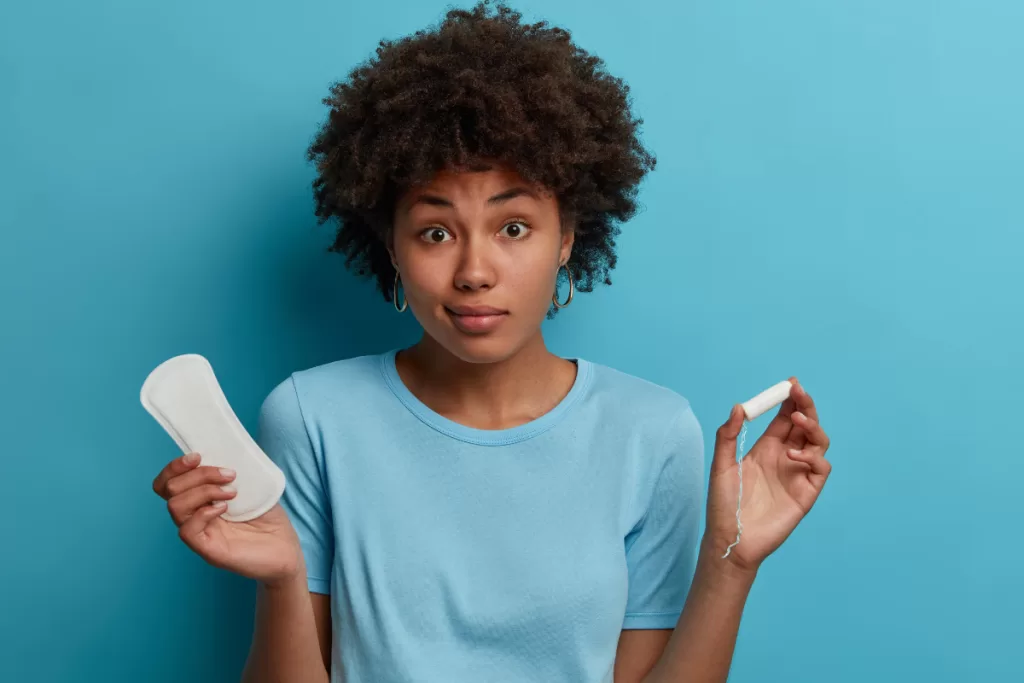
(398, 163, 551, 210)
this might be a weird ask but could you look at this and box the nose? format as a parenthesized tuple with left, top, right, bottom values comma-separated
(453, 234, 496, 292)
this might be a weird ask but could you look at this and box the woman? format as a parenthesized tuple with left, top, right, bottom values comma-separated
(151, 3, 831, 681)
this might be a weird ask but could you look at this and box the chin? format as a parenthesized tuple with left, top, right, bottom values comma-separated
(433, 330, 525, 365)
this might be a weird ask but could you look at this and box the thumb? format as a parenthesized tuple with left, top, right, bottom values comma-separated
(712, 404, 745, 474)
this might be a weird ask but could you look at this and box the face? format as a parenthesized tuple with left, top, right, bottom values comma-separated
(389, 163, 574, 364)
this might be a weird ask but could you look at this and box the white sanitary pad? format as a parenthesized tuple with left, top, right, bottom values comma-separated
(141, 354, 285, 522)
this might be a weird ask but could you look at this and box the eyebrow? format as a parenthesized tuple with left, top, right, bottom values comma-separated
(409, 186, 537, 209)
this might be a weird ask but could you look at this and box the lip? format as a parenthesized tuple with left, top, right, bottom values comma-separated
(445, 305, 509, 334)
(446, 304, 508, 316)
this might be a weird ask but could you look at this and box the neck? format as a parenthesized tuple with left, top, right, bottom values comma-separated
(396, 334, 577, 431)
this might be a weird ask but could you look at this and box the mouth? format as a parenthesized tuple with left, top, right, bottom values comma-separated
(445, 305, 509, 334)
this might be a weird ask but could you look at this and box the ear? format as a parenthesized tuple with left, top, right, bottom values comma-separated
(558, 222, 575, 267)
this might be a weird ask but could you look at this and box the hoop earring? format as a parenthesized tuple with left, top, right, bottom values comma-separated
(394, 270, 407, 313)
(552, 263, 574, 309)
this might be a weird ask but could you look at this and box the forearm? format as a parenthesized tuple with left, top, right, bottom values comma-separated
(241, 569, 329, 683)
(643, 537, 757, 683)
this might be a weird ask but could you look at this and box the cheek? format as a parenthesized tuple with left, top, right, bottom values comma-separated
(398, 251, 450, 299)
(505, 256, 559, 306)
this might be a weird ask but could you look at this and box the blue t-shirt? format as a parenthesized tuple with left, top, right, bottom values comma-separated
(256, 349, 705, 683)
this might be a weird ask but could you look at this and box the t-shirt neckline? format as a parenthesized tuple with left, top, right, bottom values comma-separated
(379, 348, 593, 446)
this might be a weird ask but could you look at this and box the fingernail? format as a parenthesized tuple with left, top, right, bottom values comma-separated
(793, 411, 806, 421)
(221, 486, 236, 495)
(184, 453, 199, 465)
(212, 501, 226, 509)
(219, 468, 235, 479)
(788, 448, 802, 458)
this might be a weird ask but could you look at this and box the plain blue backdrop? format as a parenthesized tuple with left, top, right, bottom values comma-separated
(1, 1, 1020, 681)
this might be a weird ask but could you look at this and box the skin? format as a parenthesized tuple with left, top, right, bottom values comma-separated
(151, 161, 832, 683)
(385, 161, 578, 431)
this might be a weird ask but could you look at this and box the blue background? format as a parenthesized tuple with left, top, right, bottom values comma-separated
(2, 1, 1019, 680)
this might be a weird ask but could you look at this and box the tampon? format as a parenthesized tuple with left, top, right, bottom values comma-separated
(741, 380, 793, 421)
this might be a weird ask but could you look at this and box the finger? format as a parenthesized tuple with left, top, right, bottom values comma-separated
(167, 484, 237, 526)
(786, 426, 808, 451)
(761, 376, 802, 441)
(786, 447, 832, 479)
(786, 379, 824, 449)
(790, 380, 819, 422)
(164, 466, 236, 499)
(152, 452, 200, 498)
(178, 501, 227, 550)
(791, 411, 830, 451)
(763, 395, 798, 440)
(712, 404, 745, 474)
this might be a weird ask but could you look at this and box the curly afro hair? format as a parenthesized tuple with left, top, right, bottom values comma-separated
(306, 0, 656, 309)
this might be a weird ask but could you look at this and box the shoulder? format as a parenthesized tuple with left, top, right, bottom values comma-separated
(256, 352, 392, 471)
(583, 361, 705, 516)
(292, 352, 384, 392)
(582, 360, 704, 479)
(584, 359, 698, 430)
(259, 352, 388, 425)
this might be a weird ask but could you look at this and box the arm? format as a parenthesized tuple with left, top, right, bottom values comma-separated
(243, 374, 340, 682)
(613, 539, 754, 683)
(241, 576, 332, 683)
(634, 539, 756, 683)
(630, 380, 831, 682)
(614, 629, 671, 682)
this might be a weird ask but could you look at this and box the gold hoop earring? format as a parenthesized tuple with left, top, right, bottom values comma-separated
(394, 270, 407, 313)
(552, 263, 574, 309)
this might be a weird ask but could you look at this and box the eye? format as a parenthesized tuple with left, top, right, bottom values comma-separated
(498, 220, 531, 239)
(420, 226, 453, 243)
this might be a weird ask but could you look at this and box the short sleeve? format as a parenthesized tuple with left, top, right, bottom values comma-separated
(256, 375, 334, 594)
(622, 404, 705, 629)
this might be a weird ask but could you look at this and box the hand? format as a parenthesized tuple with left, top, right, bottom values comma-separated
(152, 452, 303, 586)
(704, 377, 832, 574)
